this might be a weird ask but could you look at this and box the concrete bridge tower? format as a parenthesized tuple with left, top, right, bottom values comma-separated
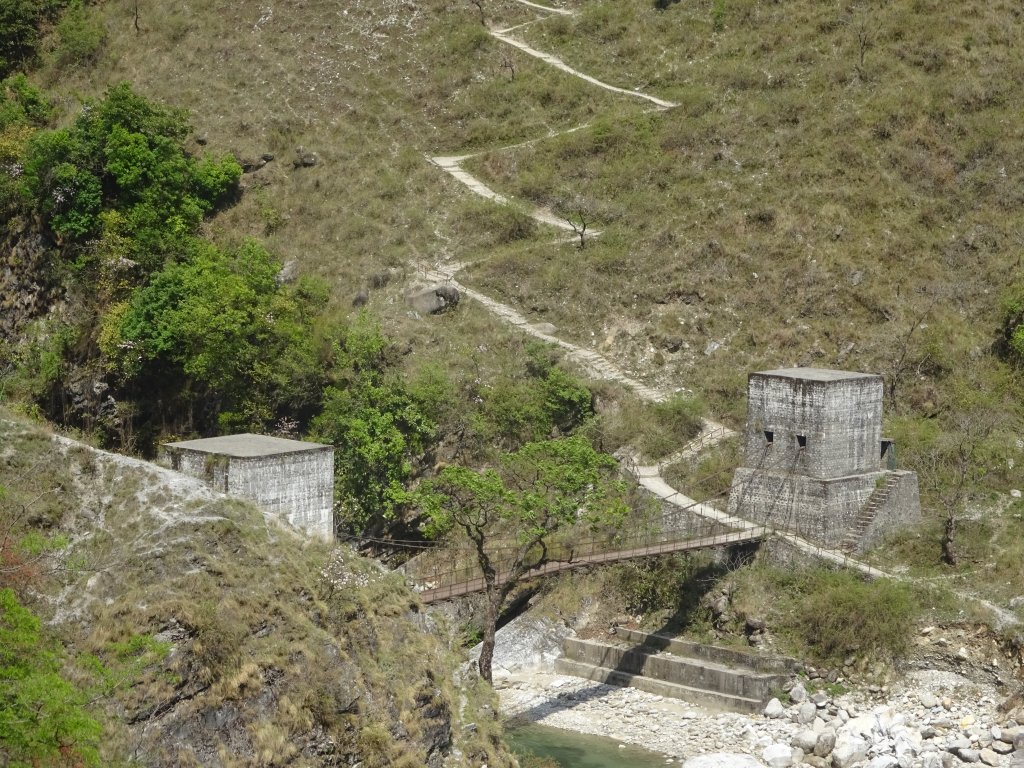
(727, 368, 920, 552)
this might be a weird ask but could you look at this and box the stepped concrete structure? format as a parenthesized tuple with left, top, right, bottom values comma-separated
(159, 434, 334, 540)
(727, 367, 920, 552)
(554, 628, 795, 713)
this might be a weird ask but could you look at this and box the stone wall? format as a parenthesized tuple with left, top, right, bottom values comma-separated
(862, 471, 921, 551)
(728, 468, 884, 548)
(228, 449, 334, 540)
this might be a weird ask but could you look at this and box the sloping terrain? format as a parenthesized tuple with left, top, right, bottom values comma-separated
(44, 0, 1022, 477)
(0, 410, 512, 767)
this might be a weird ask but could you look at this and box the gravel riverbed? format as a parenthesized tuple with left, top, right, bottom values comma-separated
(485, 618, 1021, 768)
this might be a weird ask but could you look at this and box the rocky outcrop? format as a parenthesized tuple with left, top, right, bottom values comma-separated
(0, 218, 55, 341)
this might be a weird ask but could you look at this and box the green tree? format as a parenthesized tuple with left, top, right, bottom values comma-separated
(0, 587, 102, 767)
(472, 344, 593, 451)
(0, 1, 43, 78)
(312, 318, 435, 534)
(103, 239, 331, 437)
(20, 82, 240, 269)
(422, 436, 629, 683)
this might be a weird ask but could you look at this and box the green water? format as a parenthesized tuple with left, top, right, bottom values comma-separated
(507, 723, 669, 768)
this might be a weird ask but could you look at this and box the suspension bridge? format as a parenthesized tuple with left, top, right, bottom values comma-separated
(390, 428, 887, 604)
(397, 451, 771, 604)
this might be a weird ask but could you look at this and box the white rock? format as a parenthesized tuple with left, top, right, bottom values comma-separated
(798, 702, 819, 724)
(790, 684, 809, 703)
(868, 756, 899, 768)
(958, 748, 982, 763)
(762, 743, 794, 768)
(846, 714, 878, 739)
(832, 735, 870, 768)
(922, 753, 944, 768)
(920, 693, 939, 709)
(683, 754, 767, 768)
(793, 731, 819, 752)
(765, 698, 786, 719)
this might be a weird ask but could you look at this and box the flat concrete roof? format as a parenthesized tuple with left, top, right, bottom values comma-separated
(163, 433, 332, 458)
(754, 367, 880, 382)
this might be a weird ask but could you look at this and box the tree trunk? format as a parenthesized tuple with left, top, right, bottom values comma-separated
(477, 593, 499, 684)
(941, 512, 958, 566)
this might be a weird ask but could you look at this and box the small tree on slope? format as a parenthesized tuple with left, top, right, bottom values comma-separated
(421, 436, 629, 683)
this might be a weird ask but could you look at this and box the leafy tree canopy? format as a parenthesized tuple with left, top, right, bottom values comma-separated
(312, 317, 436, 533)
(421, 436, 629, 681)
(20, 82, 240, 270)
(101, 239, 332, 435)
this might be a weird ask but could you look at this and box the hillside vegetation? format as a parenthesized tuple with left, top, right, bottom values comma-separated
(5, 0, 1015, 499)
(2, 0, 1024, 756)
(0, 410, 513, 767)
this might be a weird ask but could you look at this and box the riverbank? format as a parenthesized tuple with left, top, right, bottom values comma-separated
(497, 669, 1007, 765)
(484, 618, 1016, 766)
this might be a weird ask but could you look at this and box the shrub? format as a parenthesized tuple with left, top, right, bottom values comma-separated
(20, 82, 240, 268)
(53, 0, 105, 70)
(0, 588, 102, 766)
(791, 571, 918, 664)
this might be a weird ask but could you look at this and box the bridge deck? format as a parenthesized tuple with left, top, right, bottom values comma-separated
(418, 527, 767, 604)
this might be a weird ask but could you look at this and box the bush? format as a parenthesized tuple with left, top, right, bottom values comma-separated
(0, 588, 102, 766)
(53, 1, 105, 69)
(791, 571, 918, 664)
(21, 82, 240, 267)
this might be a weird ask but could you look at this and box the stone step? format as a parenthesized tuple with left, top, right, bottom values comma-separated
(554, 657, 765, 714)
(559, 637, 791, 711)
(611, 627, 796, 675)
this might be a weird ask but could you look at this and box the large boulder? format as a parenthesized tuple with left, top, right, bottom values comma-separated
(684, 754, 767, 768)
(407, 284, 461, 315)
(832, 735, 870, 768)
(762, 743, 794, 768)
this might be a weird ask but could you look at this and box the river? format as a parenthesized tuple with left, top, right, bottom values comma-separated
(507, 722, 671, 767)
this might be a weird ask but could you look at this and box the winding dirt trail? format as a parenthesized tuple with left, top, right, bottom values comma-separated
(419, 1, 933, 594)
(429, 155, 579, 232)
(488, 29, 679, 109)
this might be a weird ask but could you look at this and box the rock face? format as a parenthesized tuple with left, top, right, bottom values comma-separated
(0, 221, 55, 339)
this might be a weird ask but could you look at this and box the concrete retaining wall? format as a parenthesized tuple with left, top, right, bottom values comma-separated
(611, 627, 796, 675)
(560, 637, 790, 703)
(228, 449, 334, 540)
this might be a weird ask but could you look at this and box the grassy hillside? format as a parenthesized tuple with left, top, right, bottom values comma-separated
(0, 410, 512, 767)
(44, 0, 1019, 439)
(5, 0, 1023, 607)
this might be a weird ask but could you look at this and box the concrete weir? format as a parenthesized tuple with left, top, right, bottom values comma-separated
(554, 628, 795, 713)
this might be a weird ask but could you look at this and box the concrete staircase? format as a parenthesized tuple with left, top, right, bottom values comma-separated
(841, 473, 901, 553)
(553, 627, 795, 713)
